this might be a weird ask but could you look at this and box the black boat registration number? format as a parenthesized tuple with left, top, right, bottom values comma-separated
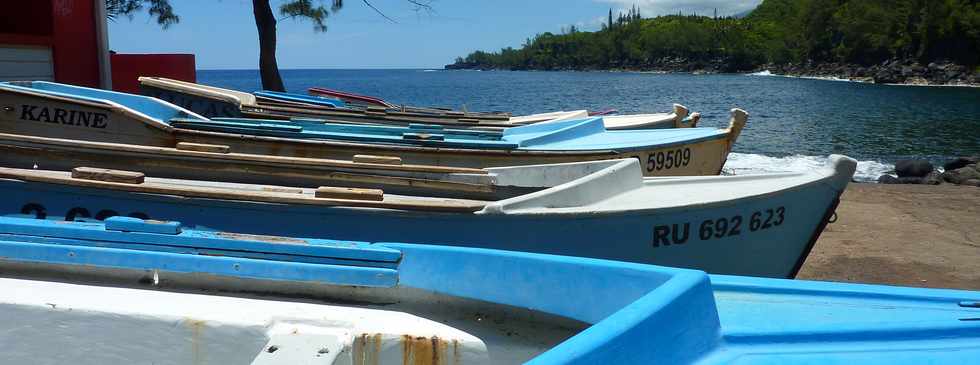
(19, 203, 151, 221)
(633, 148, 691, 172)
(652, 207, 785, 247)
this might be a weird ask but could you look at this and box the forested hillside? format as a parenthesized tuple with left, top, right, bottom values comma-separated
(447, 0, 980, 75)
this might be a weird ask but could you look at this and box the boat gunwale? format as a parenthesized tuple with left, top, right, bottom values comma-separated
(0, 131, 490, 175)
(0, 167, 489, 213)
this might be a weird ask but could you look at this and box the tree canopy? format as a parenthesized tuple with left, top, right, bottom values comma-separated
(450, 0, 980, 71)
(107, 0, 432, 91)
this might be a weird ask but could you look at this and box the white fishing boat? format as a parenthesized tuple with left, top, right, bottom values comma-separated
(601, 104, 700, 130)
(0, 155, 856, 278)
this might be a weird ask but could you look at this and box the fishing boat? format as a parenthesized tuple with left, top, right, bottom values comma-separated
(0, 154, 855, 278)
(140, 77, 699, 130)
(0, 81, 741, 176)
(601, 106, 700, 129)
(0, 216, 976, 364)
(140, 76, 566, 128)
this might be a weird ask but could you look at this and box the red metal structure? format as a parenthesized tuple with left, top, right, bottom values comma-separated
(0, 0, 195, 91)
(0, 0, 107, 87)
(111, 53, 196, 94)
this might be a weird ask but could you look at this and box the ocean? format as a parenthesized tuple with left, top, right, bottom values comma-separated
(198, 69, 980, 181)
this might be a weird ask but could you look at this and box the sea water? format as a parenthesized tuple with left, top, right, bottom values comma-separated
(199, 69, 980, 181)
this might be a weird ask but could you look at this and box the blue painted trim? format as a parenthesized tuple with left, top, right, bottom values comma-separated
(0, 217, 401, 263)
(0, 81, 204, 124)
(254, 90, 347, 108)
(0, 240, 397, 287)
(105, 216, 181, 234)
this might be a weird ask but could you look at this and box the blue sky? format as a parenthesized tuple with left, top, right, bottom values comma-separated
(108, 0, 761, 69)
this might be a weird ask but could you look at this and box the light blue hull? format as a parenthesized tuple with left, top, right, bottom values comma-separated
(1, 175, 840, 278)
(0, 216, 975, 364)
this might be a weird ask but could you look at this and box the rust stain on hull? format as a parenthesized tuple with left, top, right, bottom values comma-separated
(354, 333, 461, 365)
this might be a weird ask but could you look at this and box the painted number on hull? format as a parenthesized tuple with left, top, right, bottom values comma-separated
(652, 207, 785, 247)
(19, 203, 150, 221)
(633, 148, 691, 172)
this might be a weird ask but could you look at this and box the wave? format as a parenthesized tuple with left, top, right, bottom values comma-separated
(745, 70, 857, 83)
(723, 153, 892, 182)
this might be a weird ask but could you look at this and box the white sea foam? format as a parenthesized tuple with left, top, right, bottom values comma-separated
(745, 71, 858, 83)
(723, 153, 893, 182)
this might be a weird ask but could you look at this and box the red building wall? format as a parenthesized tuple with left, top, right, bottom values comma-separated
(0, 1, 102, 87)
(50, 0, 102, 87)
(111, 54, 197, 93)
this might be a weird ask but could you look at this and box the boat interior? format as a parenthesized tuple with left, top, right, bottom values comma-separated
(0, 216, 976, 364)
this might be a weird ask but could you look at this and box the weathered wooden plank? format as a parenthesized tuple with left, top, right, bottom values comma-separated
(315, 186, 384, 201)
(352, 154, 402, 165)
(0, 167, 487, 212)
(176, 142, 231, 153)
(0, 132, 490, 175)
(71, 167, 145, 184)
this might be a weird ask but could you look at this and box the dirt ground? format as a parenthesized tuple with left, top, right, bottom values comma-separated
(797, 183, 980, 290)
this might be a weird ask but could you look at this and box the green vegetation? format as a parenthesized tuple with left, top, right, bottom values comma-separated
(450, 0, 980, 71)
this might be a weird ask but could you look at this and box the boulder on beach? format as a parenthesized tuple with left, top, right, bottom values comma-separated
(877, 175, 926, 184)
(895, 159, 934, 178)
(922, 171, 943, 185)
(943, 156, 979, 171)
(941, 164, 980, 185)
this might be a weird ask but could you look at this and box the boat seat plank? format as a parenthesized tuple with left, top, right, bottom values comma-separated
(352, 154, 402, 165)
(0, 132, 490, 175)
(71, 167, 145, 184)
(0, 167, 488, 213)
(175, 142, 231, 153)
(315, 186, 384, 201)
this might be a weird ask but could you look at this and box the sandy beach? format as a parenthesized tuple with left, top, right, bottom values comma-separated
(798, 183, 980, 290)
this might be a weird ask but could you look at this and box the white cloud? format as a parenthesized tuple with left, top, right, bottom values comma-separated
(597, 0, 763, 18)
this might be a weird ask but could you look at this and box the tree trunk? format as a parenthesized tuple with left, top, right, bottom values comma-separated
(252, 0, 286, 91)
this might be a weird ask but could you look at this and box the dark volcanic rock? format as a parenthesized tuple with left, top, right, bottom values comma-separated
(922, 171, 943, 185)
(873, 69, 901, 84)
(895, 159, 934, 178)
(878, 175, 900, 184)
(942, 165, 980, 185)
(943, 156, 980, 171)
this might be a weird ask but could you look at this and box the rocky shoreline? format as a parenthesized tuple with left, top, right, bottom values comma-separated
(446, 58, 979, 87)
(763, 59, 979, 86)
(878, 157, 980, 187)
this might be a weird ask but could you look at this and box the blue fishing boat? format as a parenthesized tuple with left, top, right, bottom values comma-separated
(0, 81, 740, 176)
(0, 216, 976, 364)
(254, 89, 348, 108)
(141, 76, 698, 130)
(0, 155, 856, 278)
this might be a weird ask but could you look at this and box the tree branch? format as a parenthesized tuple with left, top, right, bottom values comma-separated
(361, 0, 397, 23)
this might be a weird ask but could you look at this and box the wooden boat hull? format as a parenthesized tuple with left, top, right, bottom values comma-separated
(0, 156, 854, 278)
(0, 83, 745, 177)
